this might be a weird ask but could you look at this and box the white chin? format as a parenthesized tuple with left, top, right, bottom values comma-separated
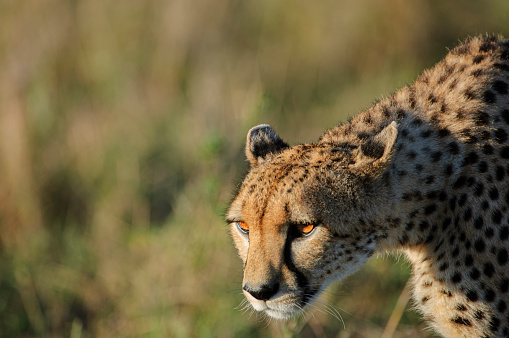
(264, 308, 298, 319)
(248, 299, 301, 319)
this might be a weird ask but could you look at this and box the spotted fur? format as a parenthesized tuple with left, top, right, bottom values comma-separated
(227, 35, 509, 337)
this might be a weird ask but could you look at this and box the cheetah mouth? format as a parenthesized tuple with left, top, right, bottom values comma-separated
(252, 301, 302, 320)
(245, 290, 321, 320)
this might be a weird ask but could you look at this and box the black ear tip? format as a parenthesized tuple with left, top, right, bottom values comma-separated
(247, 124, 274, 142)
(245, 124, 289, 165)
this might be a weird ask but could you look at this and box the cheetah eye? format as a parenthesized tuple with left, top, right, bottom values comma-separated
(296, 224, 315, 236)
(236, 221, 249, 234)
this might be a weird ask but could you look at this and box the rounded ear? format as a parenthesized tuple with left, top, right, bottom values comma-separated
(352, 121, 398, 172)
(245, 124, 289, 167)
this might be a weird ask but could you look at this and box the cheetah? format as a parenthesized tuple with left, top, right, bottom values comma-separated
(226, 35, 509, 337)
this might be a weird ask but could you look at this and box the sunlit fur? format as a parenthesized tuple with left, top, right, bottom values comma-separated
(228, 35, 509, 337)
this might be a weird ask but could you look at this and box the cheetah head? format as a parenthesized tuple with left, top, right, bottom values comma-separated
(227, 123, 398, 319)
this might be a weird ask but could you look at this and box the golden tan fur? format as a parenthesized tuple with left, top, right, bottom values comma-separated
(227, 35, 509, 337)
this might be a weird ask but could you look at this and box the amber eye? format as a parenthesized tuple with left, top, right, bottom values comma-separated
(237, 221, 249, 234)
(296, 224, 315, 236)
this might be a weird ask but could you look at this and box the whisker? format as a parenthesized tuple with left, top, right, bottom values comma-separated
(315, 300, 346, 329)
(235, 298, 248, 310)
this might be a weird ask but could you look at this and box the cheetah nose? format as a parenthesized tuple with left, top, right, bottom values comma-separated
(243, 282, 280, 301)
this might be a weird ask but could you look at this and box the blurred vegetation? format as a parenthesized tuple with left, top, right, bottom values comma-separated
(0, 0, 508, 337)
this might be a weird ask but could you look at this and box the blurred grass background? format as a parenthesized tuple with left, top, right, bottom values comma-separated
(0, 0, 508, 337)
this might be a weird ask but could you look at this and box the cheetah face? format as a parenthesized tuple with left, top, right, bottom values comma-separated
(227, 124, 397, 319)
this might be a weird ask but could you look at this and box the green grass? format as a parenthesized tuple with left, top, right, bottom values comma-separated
(0, 0, 507, 336)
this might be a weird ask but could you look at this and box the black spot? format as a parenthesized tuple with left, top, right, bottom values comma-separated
(396, 109, 406, 119)
(502, 109, 509, 125)
(474, 216, 484, 229)
(463, 208, 472, 221)
(475, 111, 490, 125)
(456, 303, 467, 311)
(452, 316, 471, 326)
(444, 164, 453, 176)
(421, 129, 433, 138)
(452, 246, 460, 258)
(449, 196, 457, 210)
(489, 317, 500, 332)
(426, 190, 438, 199)
(473, 55, 485, 64)
(406, 151, 417, 160)
(494, 63, 509, 72)
(498, 248, 508, 265)
(462, 129, 478, 144)
(381, 106, 391, 118)
(500, 226, 509, 241)
(451, 272, 462, 284)
(464, 89, 476, 100)
(474, 183, 484, 196)
(425, 176, 435, 184)
(474, 310, 485, 320)
(467, 290, 479, 301)
(464, 152, 479, 165)
(465, 254, 474, 266)
(485, 227, 494, 238)
(465, 239, 471, 250)
(470, 268, 481, 280)
(482, 144, 494, 155)
(495, 128, 509, 143)
(500, 278, 509, 293)
(475, 238, 486, 252)
(497, 300, 507, 313)
(501, 146, 509, 159)
(492, 210, 502, 224)
(459, 232, 466, 242)
(480, 38, 496, 52)
(438, 191, 447, 201)
(448, 142, 460, 155)
(484, 262, 495, 277)
(421, 296, 430, 304)
(482, 90, 497, 104)
(442, 289, 454, 297)
(503, 49, 509, 60)
(478, 161, 488, 173)
(438, 128, 451, 137)
(424, 204, 437, 215)
(431, 151, 442, 162)
(485, 288, 496, 302)
(398, 170, 407, 177)
(419, 221, 429, 231)
(442, 218, 452, 230)
(493, 80, 509, 95)
(496, 165, 506, 180)
(489, 188, 500, 200)
(471, 68, 484, 78)
(357, 132, 370, 140)
(453, 176, 467, 189)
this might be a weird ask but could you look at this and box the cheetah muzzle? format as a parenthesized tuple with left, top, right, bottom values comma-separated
(227, 35, 509, 337)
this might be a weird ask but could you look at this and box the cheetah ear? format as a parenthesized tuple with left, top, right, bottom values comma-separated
(353, 121, 398, 170)
(246, 124, 289, 167)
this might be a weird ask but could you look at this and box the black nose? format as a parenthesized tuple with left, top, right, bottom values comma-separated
(243, 282, 280, 301)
